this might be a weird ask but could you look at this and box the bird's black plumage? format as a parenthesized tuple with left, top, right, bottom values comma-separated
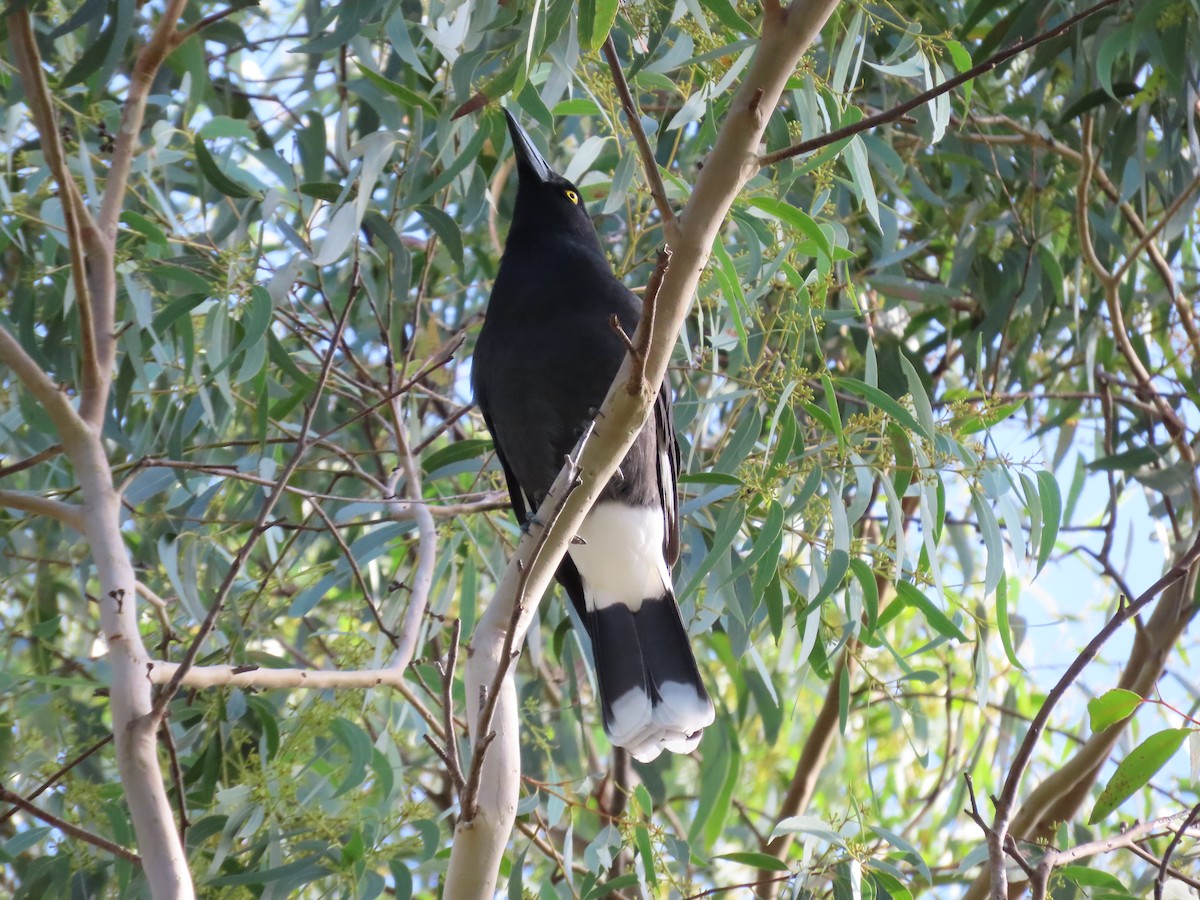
(472, 110, 714, 762)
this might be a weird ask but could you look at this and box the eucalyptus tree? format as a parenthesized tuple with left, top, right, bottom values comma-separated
(1, 0, 1197, 897)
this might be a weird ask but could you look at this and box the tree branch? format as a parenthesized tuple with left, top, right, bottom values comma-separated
(98, 0, 190, 238)
(0, 490, 85, 530)
(442, 0, 842, 894)
(0, 444, 63, 479)
(7, 11, 103, 422)
(758, 0, 1122, 168)
(146, 660, 418, 689)
(983, 532, 1200, 898)
(153, 263, 359, 717)
(0, 324, 86, 440)
(603, 36, 676, 229)
(0, 787, 141, 865)
(386, 402, 439, 671)
(1154, 799, 1200, 900)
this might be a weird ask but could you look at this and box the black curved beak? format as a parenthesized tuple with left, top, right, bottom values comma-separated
(503, 109, 554, 184)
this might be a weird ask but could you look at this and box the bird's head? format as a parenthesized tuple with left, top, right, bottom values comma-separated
(503, 109, 601, 250)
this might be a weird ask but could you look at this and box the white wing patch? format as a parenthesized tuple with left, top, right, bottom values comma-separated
(569, 501, 670, 612)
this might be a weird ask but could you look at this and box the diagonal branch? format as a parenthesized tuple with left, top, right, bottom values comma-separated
(0, 325, 87, 439)
(986, 532, 1200, 897)
(98, 0, 191, 239)
(603, 36, 676, 230)
(443, 1, 842, 895)
(152, 263, 360, 718)
(7, 11, 103, 423)
(0, 786, 141, 865)
(758, 0, 1122, 168)
(386, 402, 439, 672)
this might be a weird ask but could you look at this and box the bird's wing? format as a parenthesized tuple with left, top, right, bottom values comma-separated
(478, 395, 533, 525)
(655, 382, 681, 568)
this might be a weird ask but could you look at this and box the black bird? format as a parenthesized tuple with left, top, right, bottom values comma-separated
(472, 110, 714, 763)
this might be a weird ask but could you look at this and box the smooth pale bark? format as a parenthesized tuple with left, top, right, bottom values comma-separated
(5, 5, 195, 894)
(442, 1, 842, 895)
(76, 435, 195, 899)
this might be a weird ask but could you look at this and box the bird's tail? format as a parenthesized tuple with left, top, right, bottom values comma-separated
(587, 591, 714, 763)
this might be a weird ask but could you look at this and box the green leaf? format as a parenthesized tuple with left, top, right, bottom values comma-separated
(584, 875, 639, 899)
(849, 558, 879, 639)
(423, 439, 493, 474)
(552, 98, 601, 116)
(678, 472, 743, 486)
(898, 355, 935, 438)
(688, 720, 738, 849)
(711, 240, 748, 351)
(389, 862, 413, 900)
(1087, 689, 1141, 732)
(747, 197, 832, 265)
(955, 399, 1024, 435)
(680, 501, 746, 603)
(300, 182, 349, 202)
(836, 377, 930, 439)
(768, 815, 847, 848)
(1090, 728, 1192, 823)
(715, 851, 791, 872)
(894, 581, 967, 642)
(1057, 866, 1127, 890)
(870, 825, 931, 885)
(971, 491, 1004, 596)
(357, 67, 438, 114)
(996, 577, 1024, 671)
(1096, 22, 1134, 99)
(945, 39, 972, 73)
(764, 572, 785, 642)
(634, 823, 657, 884)
(329, 718, 372, 796)
(1035, 470, 1061, 574)
(821, 373, 843, 446)
(585, 0, 619, 50)
(845, 134, 880, 228)
(414, 205, 464, 273)
(194, 136, 258, 199)
(700, 0, 755, 33)
(726, 499, 783, 588)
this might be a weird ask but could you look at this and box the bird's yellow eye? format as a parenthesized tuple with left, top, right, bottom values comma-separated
(564, 189, 579, 204)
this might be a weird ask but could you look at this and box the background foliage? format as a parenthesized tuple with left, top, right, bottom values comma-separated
(1, 0, 1198, 896)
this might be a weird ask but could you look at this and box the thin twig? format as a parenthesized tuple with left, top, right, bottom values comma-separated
(309, 498, 398, 644)
(160, 720, 189, 844)
(0, 444, 64, 478)
(683, 873, 794, 899)
(1154, 799, 1200, 899)
(602, 36, 676, 228)
(990, 533, 1200, 892)
(152, 261, 362, 718)
(630, 249, 671, 393)
(0, 327, 85, 438)
(758, 0, 1123, 167)
(1127, 841, 1200, 890)
(386, 406, 438, 670)
(0, 736, 113, 825)
(173, 4, 248, 45)
(459, 430, 591, 821)
(1112, 174, 1200, 284)
(0, 787, 141, 865)
(8, 12, 101, 421)
(441, 619, 465, 791)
